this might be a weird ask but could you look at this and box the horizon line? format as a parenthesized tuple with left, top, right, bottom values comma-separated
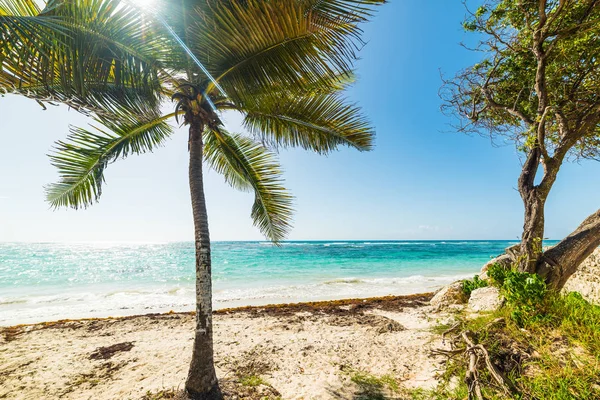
(0, 239, 556, 244)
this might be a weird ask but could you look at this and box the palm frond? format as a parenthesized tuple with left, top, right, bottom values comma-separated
(187, 0, 382, 100)
(204, 128, 293, 243)
(46, 111, 175, 209)
(306, 0, 386, 32)
(215, 70, 357, 106)
(237, 92, 374, 154)
(0, 0, 71, 90)
(1, 0, 169, 116)
(0, 0, 39, 15)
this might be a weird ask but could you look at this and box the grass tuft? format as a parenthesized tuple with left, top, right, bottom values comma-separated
(344, 370, 402, 400)
(239, 374, 267, 387)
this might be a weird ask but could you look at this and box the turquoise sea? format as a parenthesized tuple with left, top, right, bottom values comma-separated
(0, 240, 546, 325)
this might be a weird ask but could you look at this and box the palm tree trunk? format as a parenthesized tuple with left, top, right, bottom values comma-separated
(185, 118, 222, 399)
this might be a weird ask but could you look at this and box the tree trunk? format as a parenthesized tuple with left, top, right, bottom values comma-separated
(517, 148, 548, 273)
(185, 118, 222, 399)
(536, 209, 600, 291)
(519, 188, 547, 272)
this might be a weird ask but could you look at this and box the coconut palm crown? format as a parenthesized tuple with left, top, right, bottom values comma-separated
(1, 0, 384, 397)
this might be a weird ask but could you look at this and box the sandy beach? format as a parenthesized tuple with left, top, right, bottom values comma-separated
(0, 293, 458, 400)
(2, 0, 599, 398)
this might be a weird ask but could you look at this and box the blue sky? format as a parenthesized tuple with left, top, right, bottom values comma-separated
(0, 0, 598, 242)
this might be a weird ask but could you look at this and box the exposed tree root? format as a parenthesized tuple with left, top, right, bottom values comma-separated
(441, 322, 461, 345)
(434, 318, 516, 399)
(462, 331, 484, 400)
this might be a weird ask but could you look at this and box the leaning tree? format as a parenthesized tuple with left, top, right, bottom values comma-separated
(1, 0, 385, 398)
(442, 0, 600, 289)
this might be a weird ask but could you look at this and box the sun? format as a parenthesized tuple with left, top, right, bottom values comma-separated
(127, 0, 160, 12)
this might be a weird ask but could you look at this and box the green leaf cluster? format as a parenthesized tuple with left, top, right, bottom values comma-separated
(461, 274, 489, 297)
(488, 263, 548, 326)
(445, 0, 600, 160)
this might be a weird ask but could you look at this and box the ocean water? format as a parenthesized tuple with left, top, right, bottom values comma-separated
(0, 240, 539, 325)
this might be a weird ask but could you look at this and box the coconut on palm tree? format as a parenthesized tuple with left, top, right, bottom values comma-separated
(1, 0, 384, 398)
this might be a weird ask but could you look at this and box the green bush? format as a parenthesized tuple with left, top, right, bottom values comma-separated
(487, 263, 547, 326)
(432, 290, 600, 399)
(432, 263, 600, 399)
(486, 262, 507, 286)
(461, 274, 488, 296)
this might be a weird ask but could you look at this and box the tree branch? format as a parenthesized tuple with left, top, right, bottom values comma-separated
(482, 88, 534, 126)
(537, 106, 551, 161)
(540, 208, 600, 289)
(518, 148, 541, 194)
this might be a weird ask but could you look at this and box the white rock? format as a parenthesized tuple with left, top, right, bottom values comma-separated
(430, 281, 467, 308)
(468, 287, 504, 312)
(479, 254, 512, 280)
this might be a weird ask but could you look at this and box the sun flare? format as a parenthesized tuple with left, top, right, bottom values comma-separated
(127, 0, 159, 11)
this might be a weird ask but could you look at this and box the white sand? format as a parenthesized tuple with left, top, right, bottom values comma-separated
(0, 295, 457, 399)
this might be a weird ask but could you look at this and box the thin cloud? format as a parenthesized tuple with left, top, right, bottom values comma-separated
(418, 225, 440, 232)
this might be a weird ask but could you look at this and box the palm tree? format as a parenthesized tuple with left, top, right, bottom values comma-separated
(2, 0, 384, 398)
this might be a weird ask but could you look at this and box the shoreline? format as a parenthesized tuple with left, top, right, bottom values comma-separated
(0, 286, 447, 327)
(1, 292, 434, 331)
(0, 240, 508, 326)
(0, 292, 451, 400)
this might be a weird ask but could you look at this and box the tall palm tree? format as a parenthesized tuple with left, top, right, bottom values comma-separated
(1, 0, 384, 398)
